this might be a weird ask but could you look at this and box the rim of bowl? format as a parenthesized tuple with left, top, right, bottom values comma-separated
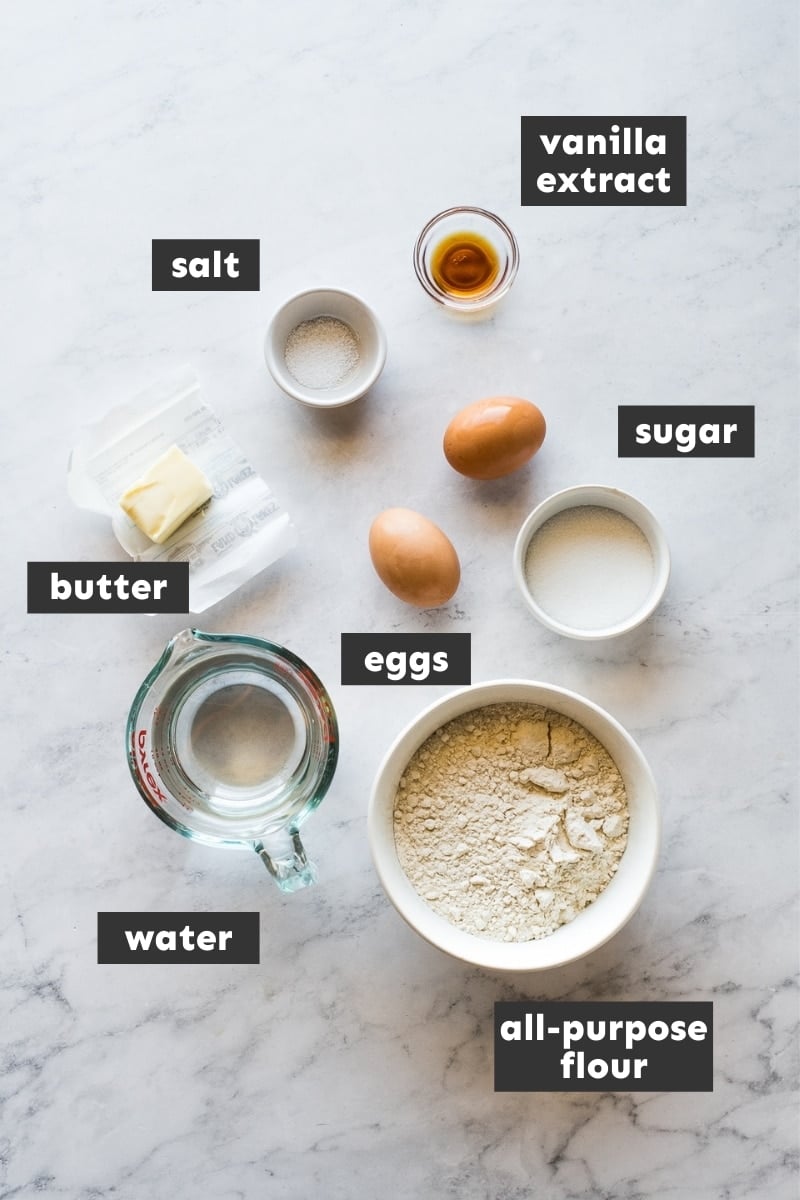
(413, 206, 520, 312)
(367, 679, 661, 972)
(264, 286, 387, 408)
(512, 485, 671, 640)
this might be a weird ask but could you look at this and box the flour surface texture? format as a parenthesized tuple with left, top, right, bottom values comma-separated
(393, 702, 629, 941)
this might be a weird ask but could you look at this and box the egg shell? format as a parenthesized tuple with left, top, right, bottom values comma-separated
(443, 396, 546, 480)
(369, 508, 460, 607)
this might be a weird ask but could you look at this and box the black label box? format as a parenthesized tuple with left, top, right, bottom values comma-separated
(341, 633, 471, 685)
(97, 913, 260, 963)
(152, 239, 260, 291)
(28, 561, 189, 613)
(521, 116, 686, 206)
(495, 1001, 713, 1092)
(618, 405, 755, 457)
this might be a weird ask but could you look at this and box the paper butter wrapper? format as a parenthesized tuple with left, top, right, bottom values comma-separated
(67, 366, 296, 612)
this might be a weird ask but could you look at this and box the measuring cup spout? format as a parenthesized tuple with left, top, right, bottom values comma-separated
(255, 830, 317, 892)
(168, 627, 203, 663)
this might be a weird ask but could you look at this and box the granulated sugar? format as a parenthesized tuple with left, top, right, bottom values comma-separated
(284, 316, 360, 389)
(524, 505, 654, 631)
(393, 702, 628, 942)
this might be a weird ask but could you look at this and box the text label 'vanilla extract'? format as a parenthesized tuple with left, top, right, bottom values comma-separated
(521, 117, 687, 206)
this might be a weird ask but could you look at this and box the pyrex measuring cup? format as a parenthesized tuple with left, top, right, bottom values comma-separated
(127, 629, 338, 891)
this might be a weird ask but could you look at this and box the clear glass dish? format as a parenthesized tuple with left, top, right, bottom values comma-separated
(127, 629, 338, 891)
(413, 206, 520, 313)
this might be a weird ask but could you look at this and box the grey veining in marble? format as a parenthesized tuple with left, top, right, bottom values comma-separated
(2, 0, 797, 1197)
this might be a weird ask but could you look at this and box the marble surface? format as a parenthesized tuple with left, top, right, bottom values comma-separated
(3, 1, 798, 1196)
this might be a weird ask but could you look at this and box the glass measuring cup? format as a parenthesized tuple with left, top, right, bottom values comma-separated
(127, 629, 338, 891)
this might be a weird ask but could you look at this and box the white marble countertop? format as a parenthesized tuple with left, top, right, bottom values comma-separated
(4, 1, 797, 1197)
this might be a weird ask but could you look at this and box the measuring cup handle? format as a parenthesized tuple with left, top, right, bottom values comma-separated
(255, 830, 317, 892)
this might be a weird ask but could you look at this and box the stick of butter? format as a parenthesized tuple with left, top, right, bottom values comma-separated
(119, 445, 213, 544)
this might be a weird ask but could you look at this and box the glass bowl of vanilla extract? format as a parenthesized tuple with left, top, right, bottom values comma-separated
(413, 206, 519, 313)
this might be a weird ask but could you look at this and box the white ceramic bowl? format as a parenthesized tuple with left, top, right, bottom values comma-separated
(264, 287, 387, 408)
(513, 485, 671, 640)
(368, 680, 660, 972)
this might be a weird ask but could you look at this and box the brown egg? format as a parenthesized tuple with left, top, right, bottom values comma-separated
(443, 396, 546, 480)
(369, 508, 460, 607)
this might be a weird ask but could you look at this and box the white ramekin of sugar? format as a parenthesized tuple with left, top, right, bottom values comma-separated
(513, 485, 671, 640)
(265, 287, 387, 408)
(368, 679, 660, 972)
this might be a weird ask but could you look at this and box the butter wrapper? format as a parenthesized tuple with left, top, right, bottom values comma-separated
(67, 366, 296, 612)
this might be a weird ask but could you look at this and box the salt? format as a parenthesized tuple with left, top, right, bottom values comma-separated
(284, 316, 360, 389)
(524, 505, 654, 631)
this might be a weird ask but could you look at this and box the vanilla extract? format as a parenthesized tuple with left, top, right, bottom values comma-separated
(430, 231, 499, 298)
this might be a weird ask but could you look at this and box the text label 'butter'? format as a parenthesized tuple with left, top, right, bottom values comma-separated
(27, 562, 190, 613)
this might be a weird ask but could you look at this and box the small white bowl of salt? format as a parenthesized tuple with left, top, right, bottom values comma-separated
(513, 485, 670, 639)
(265, 287, 387, 408)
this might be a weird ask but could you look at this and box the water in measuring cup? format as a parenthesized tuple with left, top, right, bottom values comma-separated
(190, 684, 297, 788)
(164, 667, 309, 814)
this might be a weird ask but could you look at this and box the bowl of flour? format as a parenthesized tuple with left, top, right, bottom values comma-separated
(368, 680, 659, 971)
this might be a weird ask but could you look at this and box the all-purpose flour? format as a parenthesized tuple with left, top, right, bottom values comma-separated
(393, 702, 628, 942)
